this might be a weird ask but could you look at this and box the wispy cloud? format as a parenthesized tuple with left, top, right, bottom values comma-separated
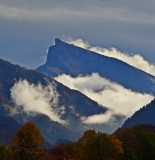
(10, 80, 66, 124)
(63, 37, 155, 76)
(82, 111, 113, 124)
(1, 2, 155, 25)
(55, 73, 154, 124)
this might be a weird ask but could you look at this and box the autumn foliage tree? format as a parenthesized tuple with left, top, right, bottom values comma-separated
(116, 125, 155, 160)
(12, 121, 45, 160)
(47, 143, 75, 160)
(75, 129, 123, 160)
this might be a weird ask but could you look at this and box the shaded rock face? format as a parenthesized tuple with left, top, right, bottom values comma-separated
(123, 99, 155, 128)
(0, 58, 107, 144)
(37, 39, 155, 95)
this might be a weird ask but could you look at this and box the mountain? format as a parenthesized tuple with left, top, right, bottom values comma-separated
(0, 58, 107, 144)
(0, 115, 20, 145)
(123, 99, 155, 127)
(37, 38, 155, 95)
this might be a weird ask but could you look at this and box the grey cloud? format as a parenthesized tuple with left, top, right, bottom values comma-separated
(0, 0, 155, 68)
(1, 0, 155, 24)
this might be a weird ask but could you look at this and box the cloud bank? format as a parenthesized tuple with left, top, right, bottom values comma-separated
(10, 80, 66, 124)
(55, 73, 154, 124)
(63, 37, 155, 76)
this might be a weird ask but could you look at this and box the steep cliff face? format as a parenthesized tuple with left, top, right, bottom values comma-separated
(37, 39, 155, 95)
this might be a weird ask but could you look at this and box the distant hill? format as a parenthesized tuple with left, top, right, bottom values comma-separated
(116, 124, 155, 135)
(123, 99, 155, 127)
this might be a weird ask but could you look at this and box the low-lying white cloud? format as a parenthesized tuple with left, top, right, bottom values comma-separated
(82, 111, 113, 124)
(55, 73, 154, 124)
(63, 37, 155, 76)
(10, 80, 66, 124)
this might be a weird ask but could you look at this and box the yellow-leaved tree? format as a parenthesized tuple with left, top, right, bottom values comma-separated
(12, 121, 46, 160)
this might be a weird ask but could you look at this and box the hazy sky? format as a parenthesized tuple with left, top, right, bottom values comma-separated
(0, 0, 155, 68)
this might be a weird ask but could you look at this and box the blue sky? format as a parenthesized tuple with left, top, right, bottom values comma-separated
(0, 0, 155, 68)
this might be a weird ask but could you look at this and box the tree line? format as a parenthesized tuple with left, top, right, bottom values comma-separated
(1, 122, 155, 160)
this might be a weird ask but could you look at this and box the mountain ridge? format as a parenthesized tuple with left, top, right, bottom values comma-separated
(37, 39, 155, 95)
(0, 58, 108, 144)
(123, 99, 155, 128)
